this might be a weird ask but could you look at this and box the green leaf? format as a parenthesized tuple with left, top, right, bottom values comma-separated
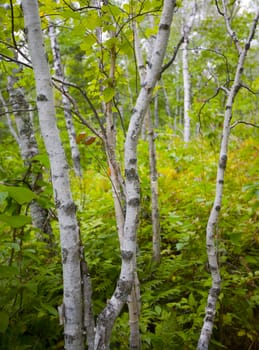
(0, 311, 9, 333)
(0, 185, 37, 204)
(0, 191, 8, 204)
(0, 265, 19, 278)
(0, 214, 31, 228)
(102, 87, 115, 103)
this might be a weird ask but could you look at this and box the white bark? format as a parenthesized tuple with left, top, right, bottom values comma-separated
(0, 91, 20, 144)
(182, 33, 191, 142)
(7, 72, 54, 243)
(49, 22, 81, 177)
(21, 1, 84, 349)
(182, 0, 196, 142)
(94, 1, 176, 348)
(197, 7, 259, 350)
(133, 20, 161, 264)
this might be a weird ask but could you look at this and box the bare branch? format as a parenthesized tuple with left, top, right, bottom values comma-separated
(221, 0, 242, 54)
(160, 35, 184, 75)
(0, 52, 32, 69)
(230, 120, 259, 129)
(10, 0, 31, 63)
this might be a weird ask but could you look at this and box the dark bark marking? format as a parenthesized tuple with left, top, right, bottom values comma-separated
(125, 168, 138, 181)
(62, 248, 68, 264)
(129, 158, 137, 165)
(219, 155, 227, 169)
(114, 279, 132, 301)
(37, 94, 48, 101)
(64, 334, 76, 345)
(218, 179, 224, 184)
(121, 250, 133, 260)
(62, 200, 77, 214)
(215, 205, 221, 212)
(128, 197, 140, 207)
(159, 23, 169, 30)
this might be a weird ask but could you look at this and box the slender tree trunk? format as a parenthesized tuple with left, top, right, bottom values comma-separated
(49, 21, 81, 177)
(94, 1, 176, 348)
(197, 6, 259, 349)
(161, 78, 172, 118)
(182, 31, 191, 142)
(181, 0, 196, 142)
(133, 20, 161, 264)
(21, 1, 84, 349)
(7, 71, 54, 244)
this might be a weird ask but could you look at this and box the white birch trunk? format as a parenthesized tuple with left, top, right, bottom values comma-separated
(161, 78, 172, 118)
(21, 1, 84, 349)
(197, 6, 259, 349)
(7, 72, 54, 243)
(182, 32, 191, 142)
(133, 20, 161, 264)
(49, 22, 81, 177)
(181, 0, 196, 142)
(94, 1, 176, 348)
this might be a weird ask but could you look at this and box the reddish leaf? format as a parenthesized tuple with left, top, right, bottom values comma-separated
(84, 136, 96, 146)
(76, 132, 87, 144)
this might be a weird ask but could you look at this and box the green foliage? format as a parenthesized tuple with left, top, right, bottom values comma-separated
(70, 135, 259, 349)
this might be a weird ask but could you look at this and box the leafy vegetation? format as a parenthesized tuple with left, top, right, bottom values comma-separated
(0, 0, 258, 348)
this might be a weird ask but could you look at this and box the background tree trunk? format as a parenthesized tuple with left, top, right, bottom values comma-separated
(49, 21, 81, 177)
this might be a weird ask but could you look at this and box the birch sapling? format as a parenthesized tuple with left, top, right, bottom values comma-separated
(21, 1, 84, 349)
(197, 4, 259, 349)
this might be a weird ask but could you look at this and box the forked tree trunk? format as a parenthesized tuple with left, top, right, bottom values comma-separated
(197, 4, 259, 349)
(94, 1, 176, 348)
(21, 1, 84, 349)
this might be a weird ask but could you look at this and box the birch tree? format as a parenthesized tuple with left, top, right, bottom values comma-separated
(49, 21, 82, 177)
(197, 3, 259, 349)
(133, 20, 161, 264)
(21, 1, 84, 349)
(94, 2, 176, 348)
(181, 0, 197, 142)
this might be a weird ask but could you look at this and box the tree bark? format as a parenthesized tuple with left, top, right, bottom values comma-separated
(21, 1, 84, 349)
(94, 1, 176, 348)
(197, 5, 259, 349)
(49, 21, 82, 177)
(133, 19, 161, 264)
(7, 71, 54, 245)
(181, 0, 196, 143)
